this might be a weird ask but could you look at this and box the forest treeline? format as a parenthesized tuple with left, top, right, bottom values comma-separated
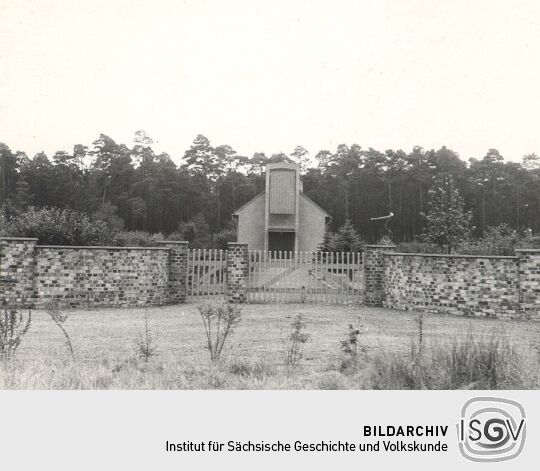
(1, 132, 539, 243)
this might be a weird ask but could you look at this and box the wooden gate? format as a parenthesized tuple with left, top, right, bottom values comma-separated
(187, 249, 227, 300)
(248, 251, 363, 304)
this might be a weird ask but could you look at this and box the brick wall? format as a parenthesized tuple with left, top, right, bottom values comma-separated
(156, 241, 188, 303)
(0, 237, 38, 308)
(2, 236, 537, 313)
(34, 246, 170, 307)
(0, 237, 190, 308)
(226, 243, 249, 303)
(364, 245, 396, 307)
(516, 249, 540, 315)
(382, 253, 524, 318)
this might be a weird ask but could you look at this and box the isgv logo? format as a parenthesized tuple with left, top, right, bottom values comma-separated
(457, 397, 526, 462)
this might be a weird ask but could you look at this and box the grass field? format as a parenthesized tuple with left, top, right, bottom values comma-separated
(1, 302, 539, 389)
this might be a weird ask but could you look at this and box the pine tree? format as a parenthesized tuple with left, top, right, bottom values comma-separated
(13, 177, 33, 212)
(421, 175, 472, 253)
(183, 135, 222, 179)
(318, 228, 334, 252)
(291, 145, 310, 173)
(328, 220, 363, 252)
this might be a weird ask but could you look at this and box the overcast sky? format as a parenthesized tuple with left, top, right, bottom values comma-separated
(1, 0, 539, 164)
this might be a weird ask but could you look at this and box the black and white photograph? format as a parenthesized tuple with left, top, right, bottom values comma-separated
(1, 0, 539, 468)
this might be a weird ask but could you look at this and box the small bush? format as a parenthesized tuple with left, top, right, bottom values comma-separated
(526, 235, 540, 249)
(396, 241, 444, 254)
(116, 230, 165, 247)
(317, 371, 349, 390)
(283, 314, 309, 367)
(228, 359, 274, 380)
(399, 225, 537, 256)
(165, 231, 185, 242)
(0, 309, 32, 360)
(133, 308, 158, 362)
(339, 322, 366, 373)
(431, 331, 526, 389)
(213, 227, 237, 249)
(370, 329, 527, 390)
(457, 224, 525, 256)
(169, 223, 235, 249)
(0, 206, 7, 237)
(198, 303, 242, 362)
(416, 312, 425, 356)
(370, 341, 424, 389)
(93, 203, 125, 231)
(177, 214, 211, 248)
(45, 301, 75, 360)
(5, 207, 115, 246)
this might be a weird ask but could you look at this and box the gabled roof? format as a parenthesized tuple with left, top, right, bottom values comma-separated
(233, 192, 265, 216)
(300, 192, 331, 218)
(232, 191, 330, 219)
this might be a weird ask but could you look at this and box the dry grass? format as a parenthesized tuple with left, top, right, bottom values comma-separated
(1, 303, 539, 389)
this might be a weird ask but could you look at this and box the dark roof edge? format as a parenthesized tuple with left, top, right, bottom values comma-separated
(232, 192, 265, 215)
(232, 191, 330, 218)
(300, 192, 331, 217)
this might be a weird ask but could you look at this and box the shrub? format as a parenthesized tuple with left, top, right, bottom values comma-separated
(228, 359, 274, 380)
(396, 241, 444, 254)
(198, 303, 242, 362)
(133, 308, 158, 362)
(116, 230, 165, 247)
(45, 301, 75, 360)
(5, 207, 115, 246)
(370, 329, 527, 390)
(399, 225, 537, 256)
(169, 221, 235, 249)
(178, 213, 211, 248)
(369, 314, 427, 389)
(0, 309, 32, 360)
(165, 231, 185, 242)
(213, 227, 237, 249)
(370, 341, 424, 389)
(339, 321, 366, 373)
(0, 206, 7, 237)
(526, 235, 540, 249)
(317, 371, 349, 390)
(458, 224, 527, 256)
(93, 203, 125, 231)
(283, 314, 309, 367)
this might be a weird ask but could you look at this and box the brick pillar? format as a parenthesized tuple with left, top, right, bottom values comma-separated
(157, 241, 189, 304)
(227, 242, 249, 303)
(363, 244, 396, 307)
(516, 248, 540, 317)
(0, 237, 38, 309)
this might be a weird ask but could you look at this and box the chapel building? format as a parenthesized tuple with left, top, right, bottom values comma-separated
(233, 161, 330, 252)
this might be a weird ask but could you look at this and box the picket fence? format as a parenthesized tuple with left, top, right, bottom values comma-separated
(186, 249, 364, 304)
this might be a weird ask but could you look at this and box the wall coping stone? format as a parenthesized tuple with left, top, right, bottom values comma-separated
(36, 245, 170, 251)
(515, 248, 540, 253)
(365, 244, 397, 248)
(155, 240, 189, 244)
(384, 252, 519, 260)
(1, 237, 39, 241)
